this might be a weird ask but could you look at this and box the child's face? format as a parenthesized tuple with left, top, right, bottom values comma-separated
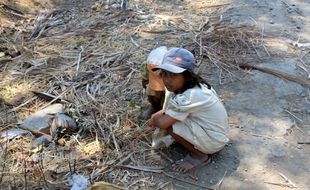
(160, 70, 185, 92)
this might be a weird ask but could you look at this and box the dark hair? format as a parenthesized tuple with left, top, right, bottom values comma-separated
(180, 71, 211, 93)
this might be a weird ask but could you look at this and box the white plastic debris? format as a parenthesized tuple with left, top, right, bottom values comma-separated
(0, 129, 29, 152)
(292, 42, 310, 49)
(68, 173, 90, 190)
(0, 129, 28, 142)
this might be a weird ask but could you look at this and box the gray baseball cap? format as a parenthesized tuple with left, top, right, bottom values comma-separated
(152, 48, 195, 73)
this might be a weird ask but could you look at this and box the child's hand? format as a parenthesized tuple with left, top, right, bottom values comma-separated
(149, 117, 155, 127)
(150, 110, 177, 129)
(149, 110, 165, 127)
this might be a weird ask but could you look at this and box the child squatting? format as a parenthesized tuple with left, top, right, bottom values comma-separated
(148, 47, 229, 173)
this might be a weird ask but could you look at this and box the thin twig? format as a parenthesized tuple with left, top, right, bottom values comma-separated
(297, 142, 310, 144)
(155, 181, 171, 190)
(214, 170, 227, 190)
(279, 172, 297, 188)
(284, 110, 303, 123)
(38, 152, 49, 188)
(115, 165, 164, 173)
(163, 171, 214, 189)
(110, 117, 121, 157)
(23, 152, 27, 190)
(76, 46, 84, 72)
(41, 86, 72, 109)
(264, 181, 297, 188)
(8, 97, 37, 113)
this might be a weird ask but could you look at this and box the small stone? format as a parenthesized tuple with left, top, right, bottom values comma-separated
(20, 104, 64, 132)
(270, 20, 274, 24)
(209, 179, 214, 184)
(30, 135, 51, 149)
(245, 168, 248, 172)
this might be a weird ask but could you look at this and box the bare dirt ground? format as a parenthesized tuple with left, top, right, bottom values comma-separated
(0, 0, 309, 189)
(215, 1, 310, 189)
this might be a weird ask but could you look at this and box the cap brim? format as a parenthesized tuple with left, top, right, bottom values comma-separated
(152, 64, 186, 73)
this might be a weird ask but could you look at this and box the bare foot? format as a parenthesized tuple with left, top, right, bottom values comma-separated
(172, 154, 210, 173)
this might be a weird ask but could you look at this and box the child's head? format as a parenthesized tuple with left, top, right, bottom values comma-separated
(153, 48, 196, 73)
(153, 47, 210, 93)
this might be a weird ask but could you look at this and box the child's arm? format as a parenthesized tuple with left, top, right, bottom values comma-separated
(149, 110, 177, 129)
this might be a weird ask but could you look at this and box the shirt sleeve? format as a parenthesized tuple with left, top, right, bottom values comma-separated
(165, 95, 190, 121)
(165, 86, 219, 121)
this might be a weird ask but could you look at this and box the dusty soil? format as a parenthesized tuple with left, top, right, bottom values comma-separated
(153, 1, 310, 189)
(0, 0, 309, 189)
(213, 1, 310, 189)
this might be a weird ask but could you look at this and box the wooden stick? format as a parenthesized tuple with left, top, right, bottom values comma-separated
(214, 170, 227, 190)
(297, 142, 310, 145)
(155, 181, 171, 190)
(115, 165, 164, 173)
(163, 171, 214, 190)
(116, 164, 214, 189)
(110, 117, 121, 157)
(239, 62, 310, 86)
(284, 110, 303, 123)
(279, 172, 297, 188)
(281, 1, 304, 16)
(115, 152, 136, 166)
(41, 86, 73, 109)
(76, 46, 84, 72)
(158, 150, 174, 163)
(264, 181, 296, 188)
(8, 97, 37, 113)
